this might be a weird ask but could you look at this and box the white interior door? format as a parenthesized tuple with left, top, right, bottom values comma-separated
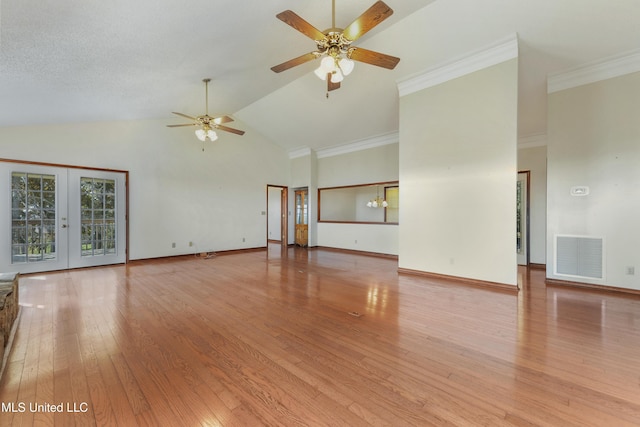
(1, 162, 126, 274)
(517, 171, 529, 266)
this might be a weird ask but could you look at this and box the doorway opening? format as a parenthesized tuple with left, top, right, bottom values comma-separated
(517, 170, 530, 266)
(267, 185, 288, 249)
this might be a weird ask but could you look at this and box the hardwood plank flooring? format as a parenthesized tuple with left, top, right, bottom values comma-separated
(1, 245, 640, 426)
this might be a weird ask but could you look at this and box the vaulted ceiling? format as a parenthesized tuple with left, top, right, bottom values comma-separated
(1, 0, 639, 153)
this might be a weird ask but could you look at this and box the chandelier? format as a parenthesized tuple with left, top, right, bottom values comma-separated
(366, 186, 388, 208)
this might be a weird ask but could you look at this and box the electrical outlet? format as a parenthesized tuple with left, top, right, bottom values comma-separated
(626, 266, 635, 275)
(171, 242, 176, 248)
(189, 241, 193, 247)
(242, 237, 245, 242)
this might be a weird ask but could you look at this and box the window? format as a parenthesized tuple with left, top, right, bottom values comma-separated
(80, 177, 117, 256)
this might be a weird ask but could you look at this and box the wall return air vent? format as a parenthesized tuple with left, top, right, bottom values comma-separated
(554, 235, 604, 280)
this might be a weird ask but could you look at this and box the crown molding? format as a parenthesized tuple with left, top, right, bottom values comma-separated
(397, 33, 519, 97)
(288, 147, 312, 159)
(548, 49, 640, 93)
(518, 132, 547, 149)
(316, 131, 399, 159)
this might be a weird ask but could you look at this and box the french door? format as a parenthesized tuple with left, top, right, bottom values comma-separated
(0, 162, 127, 274)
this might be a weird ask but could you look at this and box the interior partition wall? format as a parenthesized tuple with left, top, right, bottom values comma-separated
(398, 56, 519, 287)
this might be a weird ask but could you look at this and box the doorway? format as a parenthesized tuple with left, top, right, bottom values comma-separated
(0, 161, 127, 274)
(517, 171, 530, 266)
(294, 188, 308, 247)
(267, 185, 288, 248)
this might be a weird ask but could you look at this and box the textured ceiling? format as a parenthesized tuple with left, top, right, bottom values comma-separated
(1, 0, 639, 153)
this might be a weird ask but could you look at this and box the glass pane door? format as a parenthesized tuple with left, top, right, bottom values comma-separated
(68, 169, 126, 269)
(0, 162, 126, 273)
(294, 189, 308, 247)
(12, 172, 58, 264)
(1, 163, 69, 273)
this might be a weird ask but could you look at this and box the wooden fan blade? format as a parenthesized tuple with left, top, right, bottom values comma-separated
(276, 10, 326, 41)
(342, 1, 393, 42)
(171, 112, 197, 120)
(166, 123, 197, 127)
(349, 47, 400, 69)
(271, 52, 318, 73)
(216, 125, 245, 136)
(327, 74, 341, 92)
(213, 115, 233, 124)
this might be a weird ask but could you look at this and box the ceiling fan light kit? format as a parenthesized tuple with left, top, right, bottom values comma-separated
(195, 127, 218, 142)
(313, 54, 355, 83)
(271, 0, 400, 95)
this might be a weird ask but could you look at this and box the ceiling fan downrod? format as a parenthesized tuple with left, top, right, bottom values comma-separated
(203, 78, 211, 116)
(332, 0, 336, 29)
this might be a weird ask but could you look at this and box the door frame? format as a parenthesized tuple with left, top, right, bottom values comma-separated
(517, 170, 530, 266)
(1, 158, 129, 267)
(266, 184, 288, 249)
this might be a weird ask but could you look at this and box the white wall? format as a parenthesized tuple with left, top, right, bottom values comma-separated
(0, 118, 289, 259)
(547, 71, 640, 290)
(399, 58, 519, 286)
(317, 142, 399, 187)
(290, 155, 310, 189)
(309, 151, 319, 247)
(518, 144, 547, 265)
(317, 223, 398, 255)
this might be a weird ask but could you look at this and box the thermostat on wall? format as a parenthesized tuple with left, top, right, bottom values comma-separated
(570, 186, 589, 196)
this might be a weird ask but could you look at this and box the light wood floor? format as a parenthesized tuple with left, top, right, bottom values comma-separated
(1, 245, 640, 426)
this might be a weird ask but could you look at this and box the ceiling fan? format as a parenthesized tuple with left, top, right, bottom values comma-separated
(271, 0, 400, 94)
(167, 78, 245, 146)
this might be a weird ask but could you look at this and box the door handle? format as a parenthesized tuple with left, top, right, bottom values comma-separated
(61, 224, 68, 228)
